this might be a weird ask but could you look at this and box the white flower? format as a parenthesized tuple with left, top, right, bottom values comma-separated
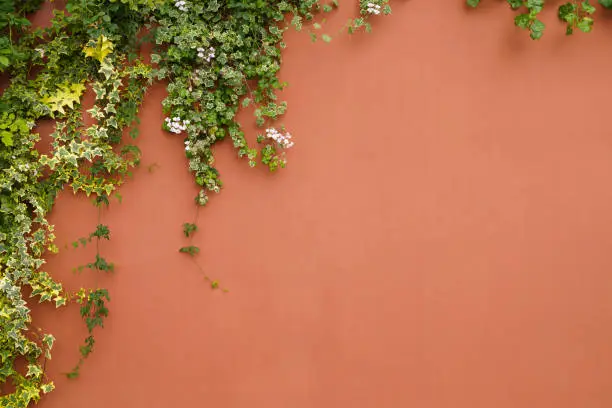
(196, 45, 216, 62)
(366, 2, 381, 14)
(264, 127, 295, 149)
(165, 116, 191, 134)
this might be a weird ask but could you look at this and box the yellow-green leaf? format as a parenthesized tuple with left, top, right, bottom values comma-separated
(83, 35, 114, 63)
(41, 82, 86, 115)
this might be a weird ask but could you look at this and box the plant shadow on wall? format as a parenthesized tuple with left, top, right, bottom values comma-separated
(0, 0, 391, 406)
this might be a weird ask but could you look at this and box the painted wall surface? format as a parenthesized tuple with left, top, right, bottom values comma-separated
(27, 1, 612, 407)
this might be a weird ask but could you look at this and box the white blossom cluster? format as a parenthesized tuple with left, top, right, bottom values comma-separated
(366, 2, 381, 14)
(265, 128, 294, 149)
(175, 0, 188, 11)
(165, 116, 190, 134)
(197, 46, 215, 62)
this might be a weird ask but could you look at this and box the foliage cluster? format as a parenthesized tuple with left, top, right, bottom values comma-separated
(0, 0, 389, 406)
(467, 0, 612, 39)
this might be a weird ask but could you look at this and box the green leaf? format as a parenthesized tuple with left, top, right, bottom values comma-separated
(322, 34, 332, 43)
(41, 382, 55, 394)
(582, 0, 596, 13)
(66, 368, 80, 379)
(507, 0, 523, 9)
(600, 0, 612, 8)
(26, 364, 43, 378)
(55, 296, 66, 307)
(530, 19, 545, 39)
(179, 246, 200, 256)
(182, 223, 198, 237)
(1, 130, 12, 146)
(577, 16, 594, 32)
(514, 14, 531, 28)
(559, 3, 576, 21)
(526, 0, 544, 12)
(43, 334, 55, 350)
(99, 61, 114, 80)
(467, 0, 480, 7)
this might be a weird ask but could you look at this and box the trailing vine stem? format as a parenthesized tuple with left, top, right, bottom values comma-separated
(179, 205, 226, 291)
(66, 195, 113, 379)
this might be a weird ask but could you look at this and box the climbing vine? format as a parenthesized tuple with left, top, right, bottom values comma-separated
(0, 0, 390, 406)
(4, 0, 612, 406)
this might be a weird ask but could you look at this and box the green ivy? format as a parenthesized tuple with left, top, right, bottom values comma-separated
(0, 0, 391, 406)
(468, 0, 611, 39)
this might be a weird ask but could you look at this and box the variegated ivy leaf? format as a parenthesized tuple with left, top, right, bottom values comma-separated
(87, 106, 104, 120)
(99, 60, 115, 80)
(41, 382, 55, 394)
(26, 364, 42, 378)
(42, 334, 55, 350)
(83, 35, 114, 63)
(40, 82, 86, 116)
(93, 82, 107, 99)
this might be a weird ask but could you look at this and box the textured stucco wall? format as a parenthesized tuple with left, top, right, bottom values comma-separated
(31, 1, 612, 407)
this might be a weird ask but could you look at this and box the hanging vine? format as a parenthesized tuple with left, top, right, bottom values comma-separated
(467, 0, 610, 39)
(0, 0, 391, 406)
(5, 0, 612, 406)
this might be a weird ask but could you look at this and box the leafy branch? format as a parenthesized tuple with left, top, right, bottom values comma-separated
(0, 0, 388, 405)
(468, 0, 610, 39)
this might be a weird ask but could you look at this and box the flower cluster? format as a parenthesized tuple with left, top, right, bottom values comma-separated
(174, 0, 188, 11)
(197, 46, 215, 62)
(165, 116, 190, 134)
(366, 2, 381, 14)
(265, 128, 294, 149)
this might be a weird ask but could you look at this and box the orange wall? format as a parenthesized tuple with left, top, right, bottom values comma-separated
(33, 1, 612, 407)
